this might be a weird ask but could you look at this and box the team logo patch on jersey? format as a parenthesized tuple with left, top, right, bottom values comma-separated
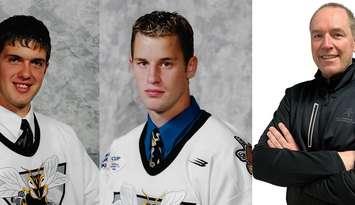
(234, 136, 253, 175)
(189, 158, 208, 167)
(0, 155, 67, 205)
(101, 152, 125, 173)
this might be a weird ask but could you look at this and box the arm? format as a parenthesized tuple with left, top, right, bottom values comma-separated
(210, 141, 252, 205)
(266, 124, 355, 204)
(188, 134, 251, 205)
(68, 127, 99, 205)
(60, 123, 100, 205)
(303, 169, 355, 204)
(253, 92, 345, 187)
(303, 151, 355, 204)
(82, 151, 100, 205)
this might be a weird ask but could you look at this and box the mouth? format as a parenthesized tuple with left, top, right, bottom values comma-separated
(320, 54, 339, 60)
(145, 89, 165, 97)
(13, 82, 31, 93)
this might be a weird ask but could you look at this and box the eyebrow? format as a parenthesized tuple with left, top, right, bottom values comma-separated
(133, 57, 177, 62)
(159, 57, 176, 61)
(31, 58, 46, 63)
(311, 27, 346, 33)
(133, 58, 148, 61)
(5, 54, 46, 61)
(5, 54, 21, 58)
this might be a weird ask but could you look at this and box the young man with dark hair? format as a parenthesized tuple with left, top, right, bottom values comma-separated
(254, 3, 355, 204)
(0, 15, 98, 205)
(101, 11, 251, 205)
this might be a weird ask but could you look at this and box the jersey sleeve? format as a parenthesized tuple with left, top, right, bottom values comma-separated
(82, 146, 99, 205)
(253, 90, 345, 187)
(210, 136, 252, 205)
(99, 151, 115, 205)
(100, 165, 113, 204)
(61, 124, 100, 205)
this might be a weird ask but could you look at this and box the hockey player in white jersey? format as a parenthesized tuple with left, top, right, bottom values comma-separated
(101, 11, 251, 205)
(0, 15, 98, 205)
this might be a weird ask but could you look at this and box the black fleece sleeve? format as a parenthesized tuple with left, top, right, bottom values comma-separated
(253, 91, 345, 187)
(302, 169, 355, 204)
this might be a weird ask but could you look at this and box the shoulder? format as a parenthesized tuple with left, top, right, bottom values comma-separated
(102, 123, 144, 158)
(193, 113, 251, 163)
(285, 79, 316, 95)
(101, 123, 144, 171)
(198, 114, 248, 149)
(109, 123, 145, 149)
(188, 113, 253, 181)
(196, 114, 252, 174)
(34, 112, 84, 149)
(35, 112, 76, 135)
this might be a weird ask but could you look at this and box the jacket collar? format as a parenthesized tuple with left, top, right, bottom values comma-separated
(314, 58, 355, 92)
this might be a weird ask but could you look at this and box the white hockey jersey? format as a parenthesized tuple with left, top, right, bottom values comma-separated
(101, 111, 251, 205)
(0, 111, 99, 205)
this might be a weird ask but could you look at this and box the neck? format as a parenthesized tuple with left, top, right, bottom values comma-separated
(148, 95, 191, 127)
(0, 102, 30, 118)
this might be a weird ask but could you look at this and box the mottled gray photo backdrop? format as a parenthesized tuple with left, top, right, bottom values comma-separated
(0, 0, 99, 164)
(100, 0, 251, 156)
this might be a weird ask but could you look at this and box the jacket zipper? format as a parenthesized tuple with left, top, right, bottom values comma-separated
(307, 103, 319, 148)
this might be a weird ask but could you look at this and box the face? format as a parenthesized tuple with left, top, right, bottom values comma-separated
(0, 41, 47, 116)
(130, 33, 197, 120)
(310, 7, 355, 79)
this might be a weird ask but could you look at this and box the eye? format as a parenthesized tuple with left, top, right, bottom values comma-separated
(312, 33, 323, 40)
(136, 61, 148, 69)
(8, 56, 21, 64)
(31, 59, 46, 69)
(161, 61, 172, 69)
(333, 32, 345, 39)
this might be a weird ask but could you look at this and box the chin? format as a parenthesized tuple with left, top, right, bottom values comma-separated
(13, 102, 30, 109)
(145, 104, 163, 112)
(144, 102, 169, 114)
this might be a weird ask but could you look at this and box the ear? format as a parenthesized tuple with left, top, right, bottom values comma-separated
(129, 56, 133, 71)
(186, 56, 198, 79)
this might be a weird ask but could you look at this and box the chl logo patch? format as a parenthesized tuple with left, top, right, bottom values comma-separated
(234, 136, 253, 175)
(0, 155, 67, 205)
(101, 152, 125, 173)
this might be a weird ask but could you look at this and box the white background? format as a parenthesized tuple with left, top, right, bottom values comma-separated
(252, 0, 355, 204)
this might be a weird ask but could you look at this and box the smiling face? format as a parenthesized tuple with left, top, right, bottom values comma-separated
(310, 6, 355, 79)
(0, 41, 47, 117)
(130, 33, 197, 125)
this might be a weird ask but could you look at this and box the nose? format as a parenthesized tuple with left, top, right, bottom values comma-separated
(147, 65, 160, 84)
(18, 62, 32, 79)
(321, 34, 334, 49)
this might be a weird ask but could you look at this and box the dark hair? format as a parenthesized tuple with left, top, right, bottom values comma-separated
(0, 15, 51, 62)
(310, 2, 355, 37)
(131, 11, 194, 64)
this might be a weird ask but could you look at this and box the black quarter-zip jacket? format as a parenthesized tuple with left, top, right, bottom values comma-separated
(254, 60, 355, 205)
